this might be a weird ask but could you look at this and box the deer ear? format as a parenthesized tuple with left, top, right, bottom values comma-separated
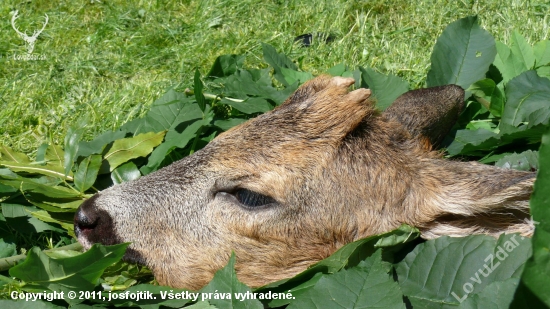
(383, 85, 465, 148)
(277, 76, 375, 141)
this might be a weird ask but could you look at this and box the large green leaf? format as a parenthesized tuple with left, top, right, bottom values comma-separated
(446, 128, 500, 156)
(500, 70, 550, 134)
(494, 42, 525, 84)
(534, 40, 550, 67)
(260, 225, 419, 307)
(111, 161, 141, 185)
(213, 68, 297, 106)
(458, 278, 520, 309)
(9, 243, 128, 293)
(359, 67, 409, 110)
(494, 150, 538, 171)
(121, 89, 200, 135)
(199, 253, 263, 309)
(519, 126, 550, 306)
(64, 126, 85, 177)
(509, 31, 535, 71)
(279, 67, 313, 85)
(207, 54, 245, 78)
(287, 249, 406, 309)
(427, 16, 496, 90)
(397, 234, 531, 309)
(262, 43, 298, 86)
(103, 131, 166, 172)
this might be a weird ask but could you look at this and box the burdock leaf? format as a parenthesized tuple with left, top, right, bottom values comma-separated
(427, 16, 496, 90)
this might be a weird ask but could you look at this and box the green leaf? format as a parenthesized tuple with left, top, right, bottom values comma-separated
(427, 16, 496, 90)
(64, 126, 85, 177)
(141, 119, 206, 174)
(397, 234, 531, 308)
(74, 154, 102, 192)
(495, 150, 538, 171)
(458, 278, 520, 309)
(21, 181, 81, 199)
(214, 119, 247, 131)
(519, 126, 550, 306)
(0, 238, 16, 258)
(207, 54, 245, 78)
(9, 243, 128, 293)
(509, 31, 535, 70)
(94, 284, 190, 308)
(195, 69, 207, 112)
(279, 67, 313, 86)
(28, 199, 83, 212)
(29, 210, 76, 235)
(359, 67, 409, 110)
(446, 128, 500, 156)
(77, 130, 126, 157)
(111, 161, 141, 185)
(35, 143, 49, 162)
(534, 40, 550, 67)
(260, 225, 419, 308)
(326, 63, 347, 76)
(262, 43, 297, 86)
(500, 70, 550, 134)
(120, 89, 199, 135)
(468, 78, 505, 117)
(2, 204, 65, 234)
(186, 301, 217, 309)
(103, 131, 166, 172)
(374, 224, 420, 247)
(1, 203, 38, 218)
(200, 253, 263, 309)
(0, 161, 72, 181)
(494, 41, 527, 84)
(538, 66, 550, 80)
(0, 145, 30, 163)
(287, 250, 406, 309)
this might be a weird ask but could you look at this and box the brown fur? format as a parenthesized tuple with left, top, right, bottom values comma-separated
(74, 76, 534, 290)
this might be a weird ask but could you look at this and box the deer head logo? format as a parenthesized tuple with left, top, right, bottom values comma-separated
(11, 10, 49, 54)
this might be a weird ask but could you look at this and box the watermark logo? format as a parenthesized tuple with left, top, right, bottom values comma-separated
(10, 10, 48, 60)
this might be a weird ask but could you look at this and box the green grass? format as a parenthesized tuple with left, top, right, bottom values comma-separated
(1, 0, 549, 154)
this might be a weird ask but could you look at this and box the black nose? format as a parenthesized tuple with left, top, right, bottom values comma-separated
(74, 194, 117, 245)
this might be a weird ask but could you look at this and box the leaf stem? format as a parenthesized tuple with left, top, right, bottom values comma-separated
(184, 89, 244, 102)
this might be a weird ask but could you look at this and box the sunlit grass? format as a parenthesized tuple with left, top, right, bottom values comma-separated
(1, 0, 549, 153)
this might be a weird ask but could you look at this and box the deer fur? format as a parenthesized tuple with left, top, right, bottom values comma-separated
(75, 76, 534, 290)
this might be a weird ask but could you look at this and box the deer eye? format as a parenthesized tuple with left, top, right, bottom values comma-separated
(233, 189, 276, 209)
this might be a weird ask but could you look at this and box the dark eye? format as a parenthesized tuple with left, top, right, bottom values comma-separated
(234, 189, 276, 208)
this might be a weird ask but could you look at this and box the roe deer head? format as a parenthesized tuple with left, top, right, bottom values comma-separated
(74, 76, 534, 289)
